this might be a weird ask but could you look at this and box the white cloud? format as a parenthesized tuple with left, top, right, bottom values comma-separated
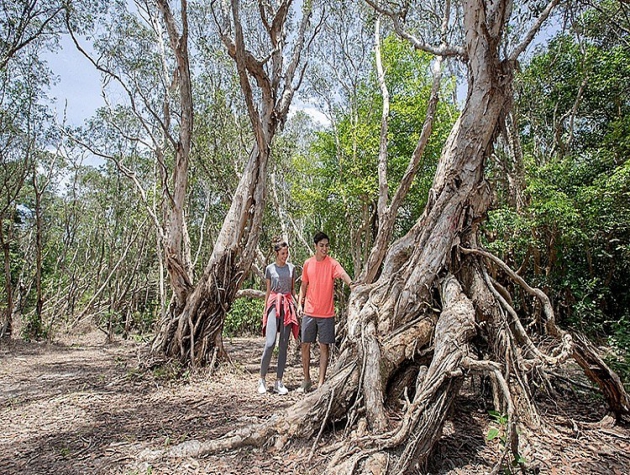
(298, 106, 331, 127)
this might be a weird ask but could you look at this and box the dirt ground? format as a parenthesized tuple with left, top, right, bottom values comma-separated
(1, 328, 630, 475)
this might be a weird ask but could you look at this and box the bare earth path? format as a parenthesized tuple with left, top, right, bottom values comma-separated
(1, 329, 629, 474)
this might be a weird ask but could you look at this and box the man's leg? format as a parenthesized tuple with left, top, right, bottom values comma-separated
(301, 342, 312, 389)
(317, 317, 335, 387)
(318, 342, 329, 387)
(300, 315, 318, 392)
(301, 342, 311, 381)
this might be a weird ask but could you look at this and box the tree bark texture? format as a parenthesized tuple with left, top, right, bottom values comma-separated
(153, 0, 314, 366)
(157, 0, 629, 472)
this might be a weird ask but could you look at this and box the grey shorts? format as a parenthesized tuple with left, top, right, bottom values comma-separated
(301, 315, 335, 344)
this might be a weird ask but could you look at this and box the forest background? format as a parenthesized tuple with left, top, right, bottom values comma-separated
(1, 0, 630, 472)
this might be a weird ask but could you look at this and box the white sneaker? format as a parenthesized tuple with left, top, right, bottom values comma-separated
(257, 379, 267, 394)
(274, 380, 288, 395)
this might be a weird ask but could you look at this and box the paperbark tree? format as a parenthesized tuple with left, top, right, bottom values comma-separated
(152, 0, 319, 366)
(161, 0, 629, 472)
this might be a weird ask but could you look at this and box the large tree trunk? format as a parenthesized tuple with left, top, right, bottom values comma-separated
(158, 0, 629, 472)
(154, 142, 271, 364)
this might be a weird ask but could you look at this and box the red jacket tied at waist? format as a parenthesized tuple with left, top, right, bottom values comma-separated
(263, 292, 299, 340)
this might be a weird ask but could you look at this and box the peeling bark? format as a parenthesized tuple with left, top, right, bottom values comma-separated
(153, 0, 317, 366)
(145, 1, 630, 472)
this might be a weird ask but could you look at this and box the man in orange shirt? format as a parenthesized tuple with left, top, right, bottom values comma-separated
(297, 232, 353, 392)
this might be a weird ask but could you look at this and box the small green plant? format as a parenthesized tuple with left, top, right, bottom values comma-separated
(486, 410, 508, 444)
(223, 297, 264, 337)
(114, 355, 127, 367)
(487, 411, 526, 474)
(125, 367, 143, 381)
(152, 360, 184, 381)
(131, 333, 151, 343)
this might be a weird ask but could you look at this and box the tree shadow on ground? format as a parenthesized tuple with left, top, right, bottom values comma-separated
(2, 334, 630, 474)
(0, 333, 310, 474)
(427, 387, 495, 475)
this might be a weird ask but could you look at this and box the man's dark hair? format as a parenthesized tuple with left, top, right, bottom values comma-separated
(313, 231, 329, 244)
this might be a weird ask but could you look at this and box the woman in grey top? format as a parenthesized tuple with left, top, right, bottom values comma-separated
(258, 239, 299, 394)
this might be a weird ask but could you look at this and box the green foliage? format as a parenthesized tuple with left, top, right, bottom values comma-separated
(223, 298, 264, 337)
(485, 3, 630, 384)
(288, 35, 457, 272)
(486, 411, 526, 473)
(487, 153, 630, 332)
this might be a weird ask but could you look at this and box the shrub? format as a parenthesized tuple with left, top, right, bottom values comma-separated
(223, 297, 264, 337)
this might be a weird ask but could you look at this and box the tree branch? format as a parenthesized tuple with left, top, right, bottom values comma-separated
(509, 0, 561, 62)
(364, 0, 464, 57)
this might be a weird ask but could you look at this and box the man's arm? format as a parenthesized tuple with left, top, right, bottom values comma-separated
(339, 269, 354, 287)
(297, 281, 307, 316)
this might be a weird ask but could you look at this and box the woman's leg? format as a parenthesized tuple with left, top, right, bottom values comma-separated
(260, 308, 279, 378)
(276, 317, 291, 380)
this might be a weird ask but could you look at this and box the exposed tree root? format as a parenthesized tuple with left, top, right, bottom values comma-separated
(571, 332, 630, 421)
(160, 363, 359, 459)
(462, 245, 630, 420)
(153, 272, 475, 473)
(153, 250, 241, 366)
(145, 239, 630, 475)
(309, 275, 478, 474)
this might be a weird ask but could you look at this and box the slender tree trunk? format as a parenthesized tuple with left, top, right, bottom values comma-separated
(0, 216, 13, 339)
(156, 0, 195, 309)
(31, 171, 44, 338)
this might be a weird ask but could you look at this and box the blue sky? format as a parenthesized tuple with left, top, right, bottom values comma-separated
(42, 0, 560, 129)
(45, 35, 103, 126)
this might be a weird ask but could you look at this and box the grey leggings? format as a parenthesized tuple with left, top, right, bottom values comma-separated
(260, 307, 291, 380)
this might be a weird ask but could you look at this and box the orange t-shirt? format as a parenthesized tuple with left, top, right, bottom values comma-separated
(302, 256, 345, 318)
